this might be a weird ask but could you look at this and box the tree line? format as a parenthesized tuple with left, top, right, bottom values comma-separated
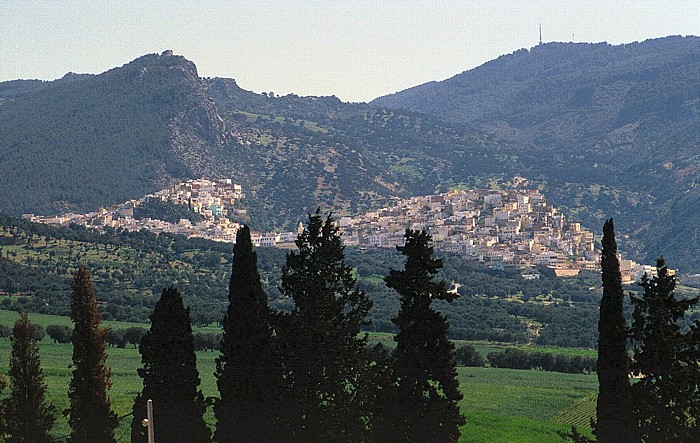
(3, 215, 698, 441)
(484, 347, 596, 374)
(0, 210, 465, 442)
(0, 213, 606, 349)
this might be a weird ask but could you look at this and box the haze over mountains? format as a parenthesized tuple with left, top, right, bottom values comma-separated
(1, 36, 699, 270)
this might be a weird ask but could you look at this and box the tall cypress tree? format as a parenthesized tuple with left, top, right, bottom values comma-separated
(2, 312, 56, 443)
(131, 286, 210, 443)
(67, 266, 117, 443)
(277, 209, 374, 442)
(378, 229, 465, 443)
(629, 258, 700, 441)
(595, 218, 634, 442)
(214, 225, 280, 443)
(0, 375, 5, 435)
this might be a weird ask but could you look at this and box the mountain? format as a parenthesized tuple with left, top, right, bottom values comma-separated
(0, 51, 228, 215)
(0, 51, 510, 229)
(2, 39, 700, 270)
(373, 36, 700, 270)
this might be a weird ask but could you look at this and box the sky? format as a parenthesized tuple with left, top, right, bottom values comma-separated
(1, 1, 698, 103)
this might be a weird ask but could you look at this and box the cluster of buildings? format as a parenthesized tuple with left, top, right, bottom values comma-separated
(619, 259, 670, 285)
(338, 189, 599, 277)
(27, 179, 271, 245)
(28, 180, 666, 278)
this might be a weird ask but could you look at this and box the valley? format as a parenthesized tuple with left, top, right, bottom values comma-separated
(0, 310, 598, 442)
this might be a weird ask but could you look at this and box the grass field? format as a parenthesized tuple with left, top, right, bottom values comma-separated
(458, 367, 597, 442)
(0, 311, 598, 441)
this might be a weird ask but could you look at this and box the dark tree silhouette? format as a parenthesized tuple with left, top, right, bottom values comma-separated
(2, 312, 56, 443)
(594, 218, 634, 442)
(131, 286, 210, 443)
(0, 376, 5, 435)
(122, 326, 147, 348)
(277, 209, 374, 442)
(214, 225, 280, 442)
(629, 258, 700, 441)
(377, 229, 465, 442)
(46, 324, 72, 344)
(454, 344, 486, 368)
(67, 266, 117, 443)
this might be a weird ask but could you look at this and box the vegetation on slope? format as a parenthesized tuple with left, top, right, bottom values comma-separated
(0, 215, 607, 348)
(4, 41, 700, 269)
(0, 52, 225, 216)
(373, 36, 700, 270)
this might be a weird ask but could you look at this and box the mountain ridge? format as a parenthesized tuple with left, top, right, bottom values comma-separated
(372, 36, 700, 270)
(2, 39, 700, 269)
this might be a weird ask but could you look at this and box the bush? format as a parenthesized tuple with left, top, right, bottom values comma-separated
(30, 324, 45, 341)
(0, 324, 11, 338)
(123, 327, 147, 348)
(193, 332, 221, 351)
(455, 344, 486, 367)
(46, 324, 72, 344)
(106, 329, 127, 348)
(487, 348, 530, 369)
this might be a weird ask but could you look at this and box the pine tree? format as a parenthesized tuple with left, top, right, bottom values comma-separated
(214, 225, 280, 443)
(378, 229, 465, 443)
(277, 209, 374, 442)
(67, 266, 117, 443)
(629, 258, 700, 441)
(131, 286, 210, 443)
(594, 218, 634, 442)
(2, 312, 56, 443)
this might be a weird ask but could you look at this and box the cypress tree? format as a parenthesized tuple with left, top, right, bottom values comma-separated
(214, 225, 280, 442)
(277, 209, 374, 442)
(2, 312, 56, 443)
(594, 218, 634, 442)
(67, 266, 117, 443)
(131, 286, 210, 443)
(629, 258, 700, 441)
(0, 375, 5, 434)
(378, 229, 465, 443)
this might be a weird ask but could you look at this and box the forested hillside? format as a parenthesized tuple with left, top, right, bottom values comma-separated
(0, 50, 512, 231)
(2, 39, 700, 269)
(373, 36, 700, 270)
(0, 51, 227, 215)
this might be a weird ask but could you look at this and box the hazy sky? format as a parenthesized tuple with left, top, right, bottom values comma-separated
(1, 1, 698, 102)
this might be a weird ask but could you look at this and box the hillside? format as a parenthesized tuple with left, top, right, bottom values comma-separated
(0, 51, 228, 216)
(2, 40, 700, 269)
(0, 215, 606, 348)
(0, 51, 516, 231)
(373, 36, 700, 270)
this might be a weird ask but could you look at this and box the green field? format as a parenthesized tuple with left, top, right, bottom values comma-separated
(0, 311, 598, 441)
(458, 367, 597, 442)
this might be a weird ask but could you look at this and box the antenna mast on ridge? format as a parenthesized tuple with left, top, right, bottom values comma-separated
(539, 23, 542, 45)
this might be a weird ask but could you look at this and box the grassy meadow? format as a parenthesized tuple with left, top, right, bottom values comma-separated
(0, 310, 597, 442)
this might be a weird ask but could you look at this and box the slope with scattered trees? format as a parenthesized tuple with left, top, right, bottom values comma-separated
(4, 40, 700, 269)
(373, 36, 700, 270)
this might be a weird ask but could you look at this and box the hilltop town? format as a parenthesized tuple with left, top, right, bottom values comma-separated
(340, 189, 598, 278)
(26, 178, 251, 243)
(26, 179, 657, 280)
